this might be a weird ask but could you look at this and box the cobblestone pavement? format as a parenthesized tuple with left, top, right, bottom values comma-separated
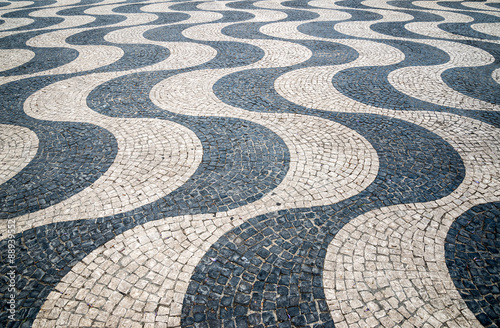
(0, 0, 499, 327)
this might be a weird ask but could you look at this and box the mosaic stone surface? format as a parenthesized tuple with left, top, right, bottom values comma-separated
(0, 0, 499, 327)
(445, 202, 500, 328)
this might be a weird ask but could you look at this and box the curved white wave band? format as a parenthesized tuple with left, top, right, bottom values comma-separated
(12, 72, 203, 236)
(388, 39, 499, 111)
(33, 108, 380, 327)
(323, 111, 500, 327)
(0, 124, 39, 185)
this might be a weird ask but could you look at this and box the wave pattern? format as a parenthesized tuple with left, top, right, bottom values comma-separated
(0, 0, 498, 327)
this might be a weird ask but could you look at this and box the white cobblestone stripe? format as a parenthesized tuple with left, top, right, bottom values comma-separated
(0, 17, 33, 31)
(27, 6, 96, 30)
(33, 112, 380, 326)
(0, 28, 217, 86)
(471, 22, 500, 38)
(0, 48, 35, 72)
(333, 10, 415, 40)
(462, 1, 500, 12)
(150, 55, 382, 211)
(387, 39, 499, 111)
(414, 0, 495, 12)
(196, 1, 289, 22)
(0, 1, 34, 11)
(0, 0, 136, 35)
(324, 111, 500, 327)
(493, 67, 500, 84)
(103, 26, 219, 71)
(83, 4, 158, 27)
(25, 29, 125, 74)
(0, 124, 39, 185)
(274, 39, 405, 113)
(33, 213, 232, 328)
(7, 73, 203, 234)
(142, 4, 224, 24)
(404, 13, 480, 41)
(325, 204, 485, 328)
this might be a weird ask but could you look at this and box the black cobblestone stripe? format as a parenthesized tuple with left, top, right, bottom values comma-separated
(445, 202, 500, 328)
